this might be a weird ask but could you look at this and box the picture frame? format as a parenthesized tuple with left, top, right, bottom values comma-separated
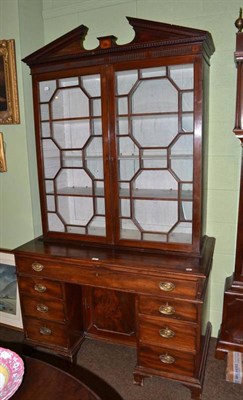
(0, 132, 7, 172)
(0, 39, 20, 124)
(0, 249, 23, 329)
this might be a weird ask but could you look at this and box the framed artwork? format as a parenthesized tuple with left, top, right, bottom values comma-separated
(0, 39, 20, 124)
(0, 249, 23, 329)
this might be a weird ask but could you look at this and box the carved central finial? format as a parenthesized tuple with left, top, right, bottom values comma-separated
(235, 8, 243, 32)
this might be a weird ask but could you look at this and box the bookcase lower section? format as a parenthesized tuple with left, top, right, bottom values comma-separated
(14, 236, 215, 400)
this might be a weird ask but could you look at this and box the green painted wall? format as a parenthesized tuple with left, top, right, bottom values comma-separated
(0, 0, 43, 248)
(1, 0, 242, 336)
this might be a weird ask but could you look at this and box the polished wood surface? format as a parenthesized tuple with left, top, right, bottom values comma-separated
(0, 341, 123, 400)
(216, 14, 243, 358)
(17, 17, 216, 400)
(12, 357, 102, 400)
(15, 236, 215, 400)
(22, 17, 215, 255)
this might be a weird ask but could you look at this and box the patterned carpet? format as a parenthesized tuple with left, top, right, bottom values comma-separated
(0, 326, 243, 399)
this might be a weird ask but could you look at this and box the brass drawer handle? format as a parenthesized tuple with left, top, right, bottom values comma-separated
(32, 262, 44, 272)
(36, 304, 49, 313)
(159, 282, 175, 292)
(159, 353, 175, 364)
(159, 304, 175, 316)
(40, 327, 52, 336)
(34, 283, 47, 293)
(159, 327, 175, 339)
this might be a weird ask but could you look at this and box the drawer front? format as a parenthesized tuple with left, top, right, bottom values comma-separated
(18, 276, 63, 299)
(138, 344, 195, 377)
(16, 256, 199, 299)
(139, 316, 197, 352)
(21, 296, 66, 322)
(138, 295, 198, 322)
(24, 317, 69, 347)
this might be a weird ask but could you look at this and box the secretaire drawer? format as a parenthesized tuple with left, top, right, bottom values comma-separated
(16, 256, 199, 299)
(24, 317, 69, 348)
(139, 316, 197, 352)
(138, 295, 198, 322)
(18, 276, 63, 299)
(21, 295, 66, 322)
(138, 344, 195, 377)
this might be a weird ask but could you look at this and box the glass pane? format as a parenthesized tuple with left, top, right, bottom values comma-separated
(41, 122, 50, 138)
(39, 80, 57, 102)
(143, 233, 167, 242)
(133, 170, 178, 191)
(171, 134, 193, 157)
(116, 70, 138, 95)
(169, 64, 194, 90)
(86, 159, 104, 179)
(53, 120, 90, 149)
(67, 226, 86, 234)
(48, 213, 64, 232)
(96, 197, 105, 214)
(92, 99, 101, 116)
(82, 75, 100, 97)
(140, 67, 166, 78)
(87, 217, 106, 236)
(171, 158, 193, 181)
(182, 92, 194, 112)
(117, 117, 129, 135)
(55, 169, 92, 192)
(119, 159, 139, 181)
(45, 180, 54, 194)
(92, 119, 102, 135)
(181, 201, 192, 221)
(86, 137, 103, 157)
(134, 200, 178, 232)
(57, 196, 93, 225)
(142, 149, 167, 169)
(169, 222, 192, 243)
(120, 199, 131, 217)
(132, 79, 178, 113)
(120, 219, 141, 240)
(59, 77, 79, 87)
(94, 181, 104, 195)
(117, 97, 128, 115)
(42, 139, 60, 179)
(62, 150, 82, 167)
(46, 195, 55, 212)
(182, 114, 194, 132)
(40, 104, 49, 120)
(51, 88, 89, 119)
(132, 115, 178, 147)
(118, 137, 139, 157)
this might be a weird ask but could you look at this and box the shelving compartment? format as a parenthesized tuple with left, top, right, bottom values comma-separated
(39, 74, 106, 237)
(115, 64, 194, 244)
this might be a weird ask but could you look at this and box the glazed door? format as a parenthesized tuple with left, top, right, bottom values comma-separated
(112, 62, 197, 250)
(36, 69, 112, 242)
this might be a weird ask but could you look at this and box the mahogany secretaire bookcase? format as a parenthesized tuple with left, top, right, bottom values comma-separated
(14, 17, 215, 399)
(216, 12, 243, 359)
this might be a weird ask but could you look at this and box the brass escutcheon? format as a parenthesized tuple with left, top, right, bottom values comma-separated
(36, 304, 49, 313)
(40, 327, 52, 336)
(32, 262, 44, 272)
(159, 327, 175, 339)
(159, 282, 175, 292)
(159, 304, 175, 315)
(34, 283, 46, 293)
(159, 353, 175, 364)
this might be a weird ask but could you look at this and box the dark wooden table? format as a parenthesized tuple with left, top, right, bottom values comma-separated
(0, 341, 123, 400)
